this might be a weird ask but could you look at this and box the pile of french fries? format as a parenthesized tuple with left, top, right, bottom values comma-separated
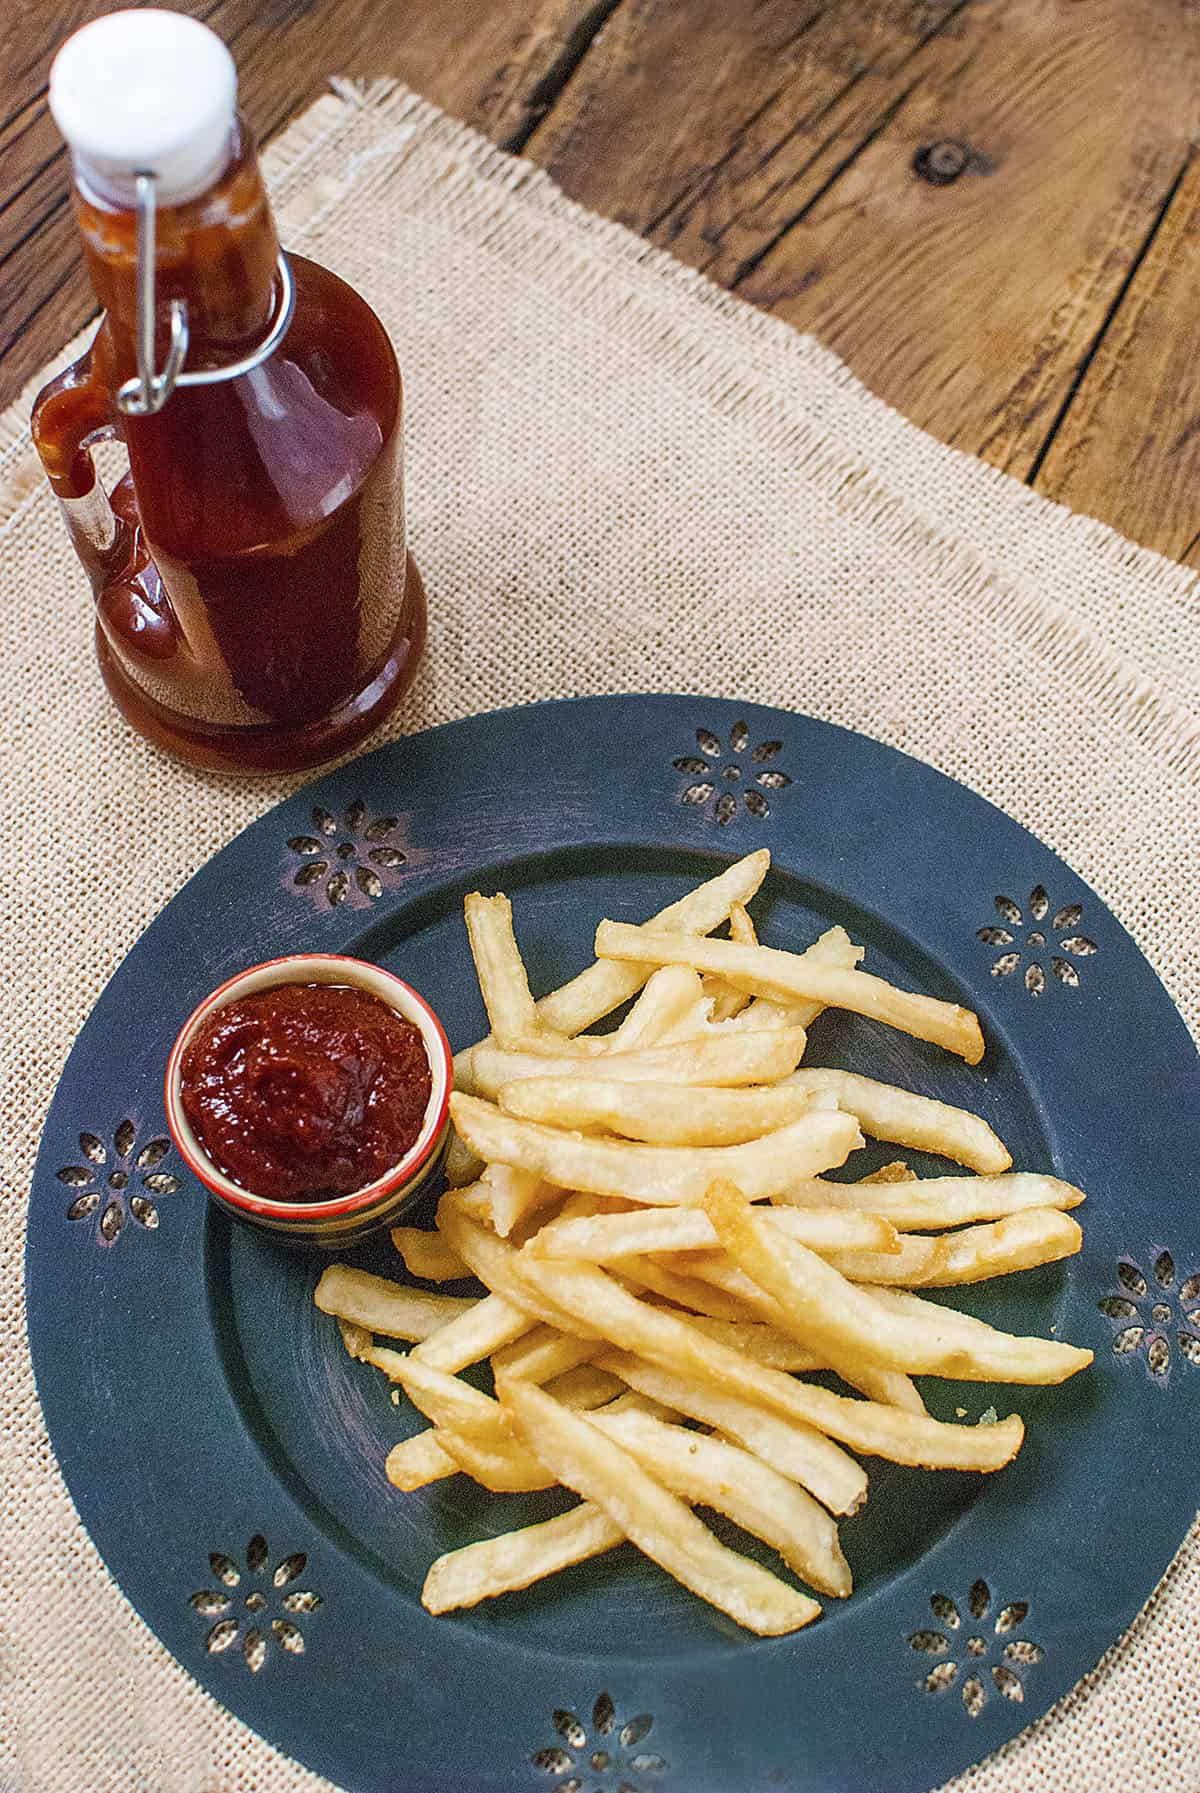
(314, 850, 1092, 1636)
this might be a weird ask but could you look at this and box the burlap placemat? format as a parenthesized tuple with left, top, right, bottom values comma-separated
(2, 80, 1198, 1793)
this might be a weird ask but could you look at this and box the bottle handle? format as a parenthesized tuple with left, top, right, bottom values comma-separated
(30, 350, 131, 589)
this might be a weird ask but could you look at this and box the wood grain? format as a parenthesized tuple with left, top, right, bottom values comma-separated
(4, 0, 1200, 560)
(532, 0, 1200, 490)
(1032, 150, 1200, 566)
(0, 0, 616, 405)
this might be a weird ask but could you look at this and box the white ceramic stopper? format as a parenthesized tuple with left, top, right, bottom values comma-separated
(50, 9, 237, 207)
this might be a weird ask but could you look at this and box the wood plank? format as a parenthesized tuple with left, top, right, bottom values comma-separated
(529, 0, 1200, 532)
(1031, 151, 1200, 565)
(0, 0, 616, 408)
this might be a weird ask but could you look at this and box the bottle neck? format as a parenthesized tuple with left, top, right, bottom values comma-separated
(76, 119, 280, 376)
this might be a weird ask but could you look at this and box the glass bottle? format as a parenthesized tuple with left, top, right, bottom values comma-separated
(31, 10, 425, 773)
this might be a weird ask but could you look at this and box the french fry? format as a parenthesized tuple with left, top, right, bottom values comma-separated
(451, 1093, 863, 1206)
(337, 1317, 372, 1360)
(859, 1160, 917, 1184)
(617, 1255, 760, 1323)
(819, 1233, 949, 1285)
(411, 1292, 533, 1373)
(463, 891, 545, 1049)
(684, 1315, 825, 1374)
(786, 1069, 1010, 1174)
(702, 900, 760, 1022)
(727, 925, 865, 1031)
(676, 1250, 927, 1413)
(491, 1326, 598, 1383)
(381, 1355, 556, 1492)
(443, 1130, 485, 1188)
(606, 965, 707, 1050)
(481, 1163, 559, 1240)
(386, 1430, 459, 1491)
(703, 1182, 1092, 1385)
(314, 1266, 476, 1340)
(591, 1406, 851, 1597)
(436, 1427, 557, 1493)
(499, 1075, 820, 1146)
(501, 1380, 821, 1635)
(437, 1196, 600, 1336)
(512, 1255, 1025, 1470)
(594, 923, 985, 1065)
(527, 1203, 896, 1263)
(594, 1352, 868, 1515)
(916, 1209, 1084, 1285)
(390, 1225, 471, 1282)
(452, 851, 771, 1085)
(467, 1027, 810, 1098)
(545, 1364, 626, 1409)
(772, 1171, 1086, 1229)
(422, 1505, 624, 1612)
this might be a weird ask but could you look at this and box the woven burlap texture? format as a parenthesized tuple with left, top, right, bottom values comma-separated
(2, 81, 1198, 1793)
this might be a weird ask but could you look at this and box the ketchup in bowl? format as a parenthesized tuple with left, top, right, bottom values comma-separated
(180, 983, 432, 1202)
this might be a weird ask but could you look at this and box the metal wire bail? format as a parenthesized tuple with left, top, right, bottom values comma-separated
(116, 170, 295, 417)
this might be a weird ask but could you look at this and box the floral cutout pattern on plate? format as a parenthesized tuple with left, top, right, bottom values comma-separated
(1098, 1252, 1200, 1379)
(976, 885, 1098, 995)
(909, 1579, 1042, 1716)
(288, 800, 407, 907)
(673, 721, 792, 825)
(191, 1534, 320, 1673)
(532, 1691, 667, 1791)
(56, 1120, 182, 1243)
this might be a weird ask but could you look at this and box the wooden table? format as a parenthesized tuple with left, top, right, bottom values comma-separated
(5, 0, 1199, 562)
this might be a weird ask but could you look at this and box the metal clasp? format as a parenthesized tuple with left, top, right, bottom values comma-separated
(116, 170, 295, 417)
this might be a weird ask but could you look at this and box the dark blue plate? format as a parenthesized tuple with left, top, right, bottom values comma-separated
(27, 696, 1200, 1793)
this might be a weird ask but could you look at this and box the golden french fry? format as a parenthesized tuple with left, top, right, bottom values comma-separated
(772, 1171, 1086, 1229)
(491, 1326, 598, 1383)
(468, 1028, 810, 1099)
(501, 1380, 821, 1635)
(436, 1426, 557, 1493)
(594, 1351, 868, 1515)
(337, 1317, 373, 1360)
(700, 902, 761, 1023)
(545, 1364, 626, 1409)
(703, 1182, 1092, 1385)
(463, 891, 545, 1049)
(684, 1315, 825, 1374)
(591, 1406, 851, 1597)
(390, 1225, 471, 1282)
(528, 1202, 896, 1263)
(595, 923, 985, 1064)
(675, 1249, 926, 1413)
(385, 1429, 459, 1490)
(727, 925, 865, 1031)
(314, 1266, 476, 1340)
(481, 1163, 559, 1240)
(437, 1195, 599, 1337)
(411, 1292, 533, 1373)
(785, 1070, 1011, 1174)
(916, 1209, 1084, 1285)
(451, 1092, 862, 1206)
(499, 1075, 820, 1147)
(443, 1129, 485, 1188)
(422, 1505, 624, 1613)
(606, 965, 707, 1050)
(617, 1255, 759, 1323)
(819, 1233, 949, 1285)
(512, 1255, 1025, 1471)
(452, 851, 771, 1086)
(382, 1354, 556, 1491)
(858, 1160, 917, 1184)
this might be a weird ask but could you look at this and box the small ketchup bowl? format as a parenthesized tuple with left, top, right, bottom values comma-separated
(165, 953, 452, 1248)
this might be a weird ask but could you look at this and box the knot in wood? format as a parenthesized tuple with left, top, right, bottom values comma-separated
(912, 140, 970, 185)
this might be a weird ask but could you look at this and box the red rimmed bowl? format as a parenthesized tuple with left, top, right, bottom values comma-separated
(164, 953, 452, 1247)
